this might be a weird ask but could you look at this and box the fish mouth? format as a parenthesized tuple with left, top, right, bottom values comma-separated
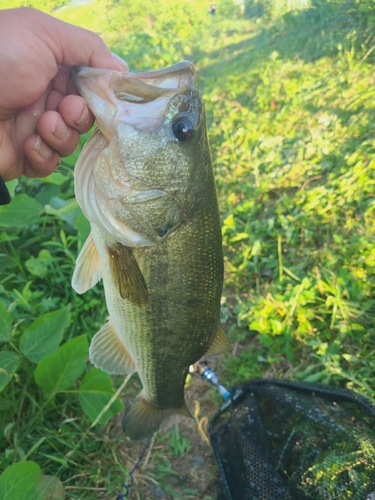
(121, 60, 195, 91)
(73, 61, 196, 137)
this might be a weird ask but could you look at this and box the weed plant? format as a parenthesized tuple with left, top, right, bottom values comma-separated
(1, 0, 375, 498)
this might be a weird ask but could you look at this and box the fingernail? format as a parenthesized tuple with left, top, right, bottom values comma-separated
(53, 117, 70, 141)
(74, 105, 90, 127)
(34, 135, 53, 159)
(112, 53, 128, 71)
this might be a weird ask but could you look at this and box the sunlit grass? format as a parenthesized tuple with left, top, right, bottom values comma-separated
(1, 0, 375, 498)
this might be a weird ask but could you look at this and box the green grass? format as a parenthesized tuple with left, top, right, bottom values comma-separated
(1, 0, 375, 498)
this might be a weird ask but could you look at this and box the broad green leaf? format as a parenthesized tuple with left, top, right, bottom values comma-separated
(25, 250, 54, 278)
(252, 239, 262, 256)
(229, 232, 249, 243)
(36, 475, 64, 500)
(0, 352, 21, 392)
(45, 197, 79, 216)
(0, 399, 13, 411)
(79, 368, 123, 424)
(35, 335, 88, 391)
(61, 147, 80, 167)
(35, 172, 68, 185)
(0, 195, 43, 228)
(75, 213, 90, 247)
(0, 461, 41, 500)
(0, 254, 14, 273)
(259, 135, 284, 149)
(5, 179, 18, 198)
(0, 302, 12, 342)
(35, 184, 61, 206)
(25, 257, 48, 278)
(0, 231, 19, 242)
(20, 308, 71, 363)
(45, 197, 80, 227)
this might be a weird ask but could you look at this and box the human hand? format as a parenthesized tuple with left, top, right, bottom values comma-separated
(0, 7, 127, 182)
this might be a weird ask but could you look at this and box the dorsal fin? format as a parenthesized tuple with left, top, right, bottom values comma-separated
(72, 233, 102, 294)
(89, 319, 136, 375)
(107, 242, 149, 307)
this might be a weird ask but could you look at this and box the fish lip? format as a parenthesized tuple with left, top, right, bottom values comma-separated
(73, 61, 198, 135)
(73, 66, 113, 78)
(73, 66, 119, 138)
(134, 60, 195, 86)
(72, 66, 115, 101)
(73, 61, 195, 98)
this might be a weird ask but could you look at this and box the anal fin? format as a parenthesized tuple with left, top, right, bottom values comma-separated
(72, 233, 102, 294)
(107, 242, 149, 307)
(205, 322, 232, 355)
(89, 320, 136, 375)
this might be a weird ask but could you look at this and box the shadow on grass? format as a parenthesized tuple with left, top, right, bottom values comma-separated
(197, 0, 375, 86)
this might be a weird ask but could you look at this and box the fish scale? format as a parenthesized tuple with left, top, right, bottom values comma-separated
(135, 207, 223, 407)
(72, 61, 231, 440)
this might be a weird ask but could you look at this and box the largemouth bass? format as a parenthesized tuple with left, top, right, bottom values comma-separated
(72, 61, 230, 441)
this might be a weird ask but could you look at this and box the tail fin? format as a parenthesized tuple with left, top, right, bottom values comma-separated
(122, 393, 190, 441)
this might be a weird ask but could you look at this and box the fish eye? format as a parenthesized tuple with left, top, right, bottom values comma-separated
(171, 117, 194, 142)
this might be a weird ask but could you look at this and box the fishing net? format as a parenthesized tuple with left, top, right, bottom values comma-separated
(209, 379, 375, 500)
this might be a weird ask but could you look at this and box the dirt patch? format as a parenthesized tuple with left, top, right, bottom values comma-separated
(106, 366, 224, 500)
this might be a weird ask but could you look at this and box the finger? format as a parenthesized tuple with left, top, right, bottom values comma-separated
(37, 110, 79, 157)
(10, 86, 50, 151)
(46, 90, 65, 112)
(33, 10, 128, 71)
(52, 66, 81, 97)
(112, 53, 127, 70)
(52, 66, 71, 95)
(0, 124, 20, 181)
(58, 95, 95, 134)
(23, 134, 61, 178)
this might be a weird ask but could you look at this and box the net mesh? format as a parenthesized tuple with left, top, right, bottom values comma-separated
(209, 379, 375, 500)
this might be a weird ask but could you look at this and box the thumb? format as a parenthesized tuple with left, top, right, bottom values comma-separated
(0, 123, 19, 181)
(31, 8, 128, 71)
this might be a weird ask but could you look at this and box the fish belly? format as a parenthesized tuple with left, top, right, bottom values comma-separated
(92, 197, 223, 407)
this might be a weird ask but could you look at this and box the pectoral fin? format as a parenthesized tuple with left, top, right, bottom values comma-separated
(107, 242, 149, 307)
(72, 233, 102, 294)
(126, 189, 167, 204)
(89, 320, 136, 375)
(205, 322, 232, 355)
